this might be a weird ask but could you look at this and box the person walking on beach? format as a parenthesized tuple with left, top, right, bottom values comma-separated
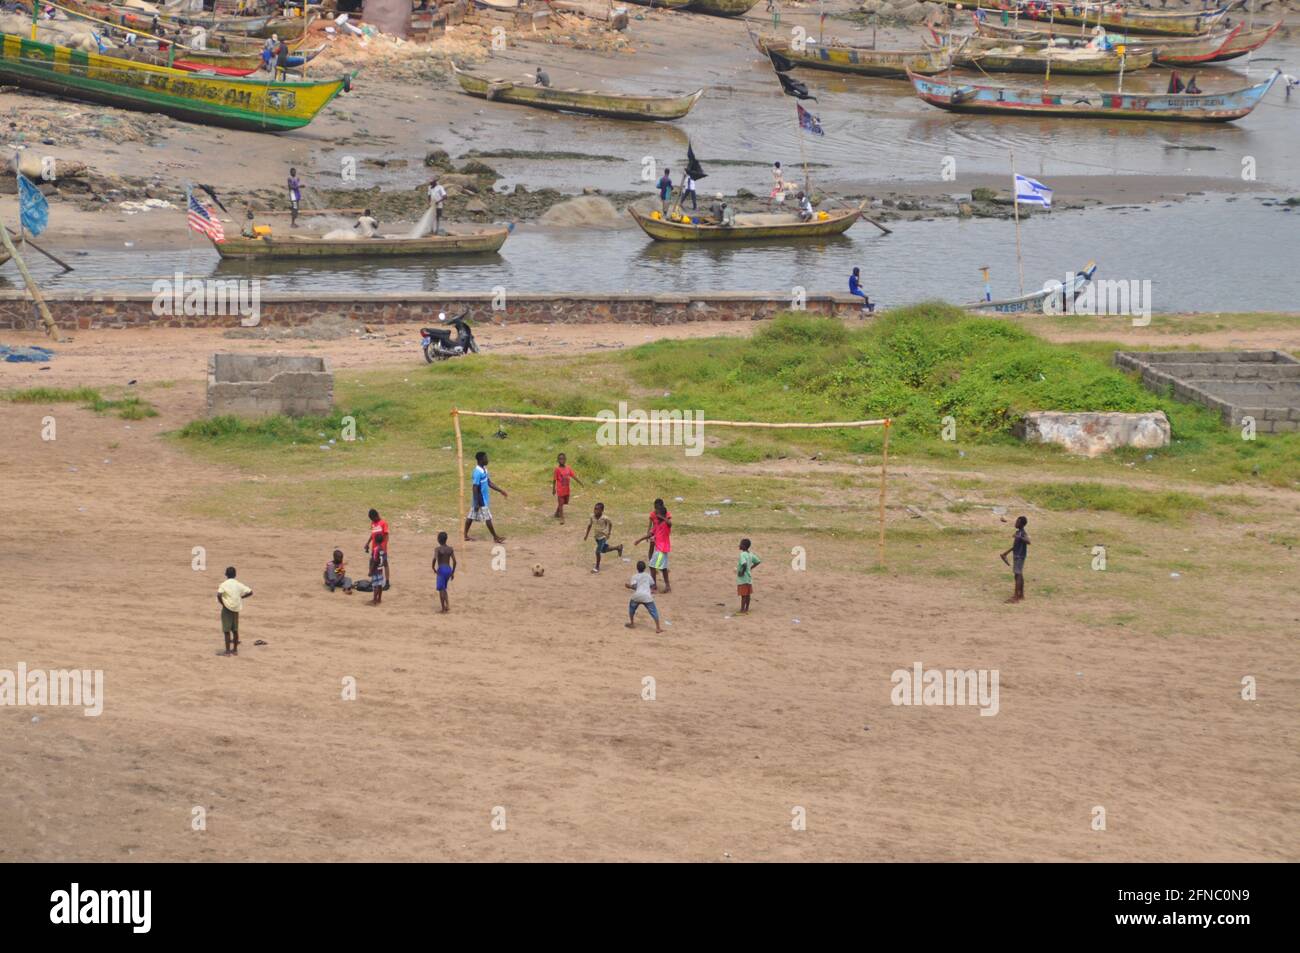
(287, 167, 302, 228)
(625, 560, 662, 633)
(635, 498, 672, 593)
(428, 176, 447, 235)
(584, 502, 624, 574)
(365, 508, 391, 589)
(657, 168, 673, 216)
(736, 538, 761, 614)
(999, 516, 1030, 603)
(216, 566, 252, 657)
(464, 450, 508, 543)
(849, 266, 875, 313)
(551, 452, 583, 524)
(432, 532, 456, 613)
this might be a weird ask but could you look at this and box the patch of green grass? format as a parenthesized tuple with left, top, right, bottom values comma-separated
(3, 386, 157, 419)
(1023, 482, 1207, 522)
(89, 395, 158, 420)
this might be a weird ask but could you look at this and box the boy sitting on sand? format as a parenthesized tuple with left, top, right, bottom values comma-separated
(736, 538, 761, 613)
(216, 566, 253, 657)
(324, 549, 353, 594)
(583, 502, 623, 573)
(432, 532, 456, 613)
(625, 560, 662, 634)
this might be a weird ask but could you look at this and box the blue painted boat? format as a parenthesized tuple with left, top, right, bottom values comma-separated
(908, 69, 1279, 123)
(964, 263, 1097, 315)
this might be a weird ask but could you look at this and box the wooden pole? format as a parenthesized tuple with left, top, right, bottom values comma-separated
(1011, 148, 1024, 297)
(451, 410, 890, 429)
(878, 419, 890, 567)
(453, 409, 466, 522)
(0, 223, 58, 339)
(5, 227, 73, 272)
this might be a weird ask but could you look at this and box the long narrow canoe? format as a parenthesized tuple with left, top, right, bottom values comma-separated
(630, 206, 861, 241)
(687, 0, 761, 17)
(1208, 20, 1282, 62)
(974, 20, 1241, 65)
(754, 33, 956, 78)
(964, 262, 1097, 314)
(908, 68, 1279, 123)
(624, 0, 695, 8)
(950, 38, 1155, 74)
(0, 32, 349, 132)
(161, 43, 327, 72)
(935, 2, 1231, 36)
(210, 226, 510, 259)
(453, 65, 703, 121)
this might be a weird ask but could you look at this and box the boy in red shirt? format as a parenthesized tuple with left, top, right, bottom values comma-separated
(551, 452, 584, 524)
(635, 498, 672, 593)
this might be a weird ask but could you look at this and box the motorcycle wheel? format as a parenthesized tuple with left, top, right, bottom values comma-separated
(469, 340, 480, 354)
(422, 343, 435, 364)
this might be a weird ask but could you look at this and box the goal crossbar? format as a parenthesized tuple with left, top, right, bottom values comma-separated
(451, 408, 892, 565)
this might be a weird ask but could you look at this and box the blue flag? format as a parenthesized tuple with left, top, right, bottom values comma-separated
(18, 173, 49, 237)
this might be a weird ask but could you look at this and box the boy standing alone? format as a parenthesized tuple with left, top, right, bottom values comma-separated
(432, 532, 457, 613)
(736, 538, 761, 613)
(216, 566, 253, 656)
(999, 516, 1030, 603)
(551, 452, 584, 524)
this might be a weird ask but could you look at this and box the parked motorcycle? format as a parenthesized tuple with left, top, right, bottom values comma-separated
(421, 311, 479, 363)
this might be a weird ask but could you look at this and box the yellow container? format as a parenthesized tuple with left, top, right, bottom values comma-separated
(253, 225, 273, 237)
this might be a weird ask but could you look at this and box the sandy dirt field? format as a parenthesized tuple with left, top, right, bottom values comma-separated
(2, 319, 1297, 862)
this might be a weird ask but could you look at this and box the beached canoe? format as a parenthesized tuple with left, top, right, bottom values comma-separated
(964, 262, 1097, 314)
(753, 33, 956, 78)
(973, 20, 1241, 65)
(624, 0, 695, 8)
(209, 226, 510, 260)
(942, 37, 1155, 74)
(907, 68, 1279, 123)
(0, 32, 349, 132)
(629, 206, 861, 242)
(935, 1, 1231, 36)
(453, 65, 703, 121)
(1207, 20, 1281, 62)
(687, 0, 761, 17)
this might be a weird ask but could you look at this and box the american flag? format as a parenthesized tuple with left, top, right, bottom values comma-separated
(187, 190, 225, 241)
(797, 103, 824, 137)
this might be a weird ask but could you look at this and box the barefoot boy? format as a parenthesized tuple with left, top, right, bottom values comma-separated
(583, 502, 623, 573)
(625, 560, 662, 633)
(216, 566, 253, 656)
(736, 538, 761, 613)
(464, 450, 508, 543)
(635, 499, 672, 593)
(367, 545, 386, 606)
(999, 516, 1030, 603)
(551, 452, 584, 524)
(432, 532, 457, 613)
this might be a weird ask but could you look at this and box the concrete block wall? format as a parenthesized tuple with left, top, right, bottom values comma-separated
(1115, 350, 1300, 433)
(207, 354, 334, 419)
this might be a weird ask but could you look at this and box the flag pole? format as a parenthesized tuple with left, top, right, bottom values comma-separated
(1011, 149, 1024, 297)
(0, 224, 58, 339)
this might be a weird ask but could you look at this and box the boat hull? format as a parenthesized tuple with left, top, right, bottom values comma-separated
(960, 46, 1155, 74)
(212, 228, 510, 260)
(629, 206, 861, 242)
(755, 35, 954, 78)
(687, 0, 761, 16)
(1206, 21, 1282, 62)
(0, 33, 347, 132)
(908, 68, 1279, 123)
(974, 21, 1240, 65)
(624, 0, 695, 7)
(454, 67, 702, 121)
(964, 263, 1097, 314)
(937, 1, 1229, 36)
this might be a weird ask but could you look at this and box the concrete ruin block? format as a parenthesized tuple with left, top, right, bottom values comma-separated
(1017, 411, 1171, 458)
(207, 354, 333, 419)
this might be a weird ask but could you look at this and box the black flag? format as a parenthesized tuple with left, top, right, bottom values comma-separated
(196, 183, 229, 214)
(776, 70, 817, 102)
(767, 47, 796, 73)
(685, 144, 707, 182)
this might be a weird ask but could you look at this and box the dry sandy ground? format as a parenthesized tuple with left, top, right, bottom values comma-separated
(1, 320, 1297, 862)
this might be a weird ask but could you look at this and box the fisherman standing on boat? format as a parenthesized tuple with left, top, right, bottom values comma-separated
(428, 177, 448, 235)
(682, 170, 698, 211)
(287, 167, 302, 228)
(275, 38, 290, 81)
(770, 161, 786, 207)
(657, 168, 674, 217)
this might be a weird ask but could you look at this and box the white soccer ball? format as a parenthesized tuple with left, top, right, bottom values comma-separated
(532, 563, 545, 577)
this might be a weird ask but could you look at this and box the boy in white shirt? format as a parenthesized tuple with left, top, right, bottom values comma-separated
(216, 566, 253, 656)
(624, 560, 662, 633)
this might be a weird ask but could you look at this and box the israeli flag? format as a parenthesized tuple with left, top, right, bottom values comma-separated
(1014, 174, 1053, 209)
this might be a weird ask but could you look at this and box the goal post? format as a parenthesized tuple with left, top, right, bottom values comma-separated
(451, 408, 893, 565)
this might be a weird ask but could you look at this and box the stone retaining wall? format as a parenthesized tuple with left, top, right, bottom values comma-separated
(1115, 350, 1300, 433)
(0, 292, 863, 331)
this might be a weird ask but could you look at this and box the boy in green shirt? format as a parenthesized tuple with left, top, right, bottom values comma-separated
(736, 538, 761, 613)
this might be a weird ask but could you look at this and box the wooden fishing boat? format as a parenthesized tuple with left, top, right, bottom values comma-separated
(629, 205, 861, 242)
(935, 1, 1230, 36)
(623, 0, 695, 8)
(753, 32, 957, 78)
(471, 0, 522, 9)
(1207, 20, 1281, 62)
(0, 32, 349, 132)
(974, 20, 1241, 66)
(209, 226, 510, 260)
(908, 67, 1279, 122)
(944, 36, 1155, 74)
(687, 0, 761, 17)
(453, 65, 703, 121)
(964, 262, 1097, 314)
